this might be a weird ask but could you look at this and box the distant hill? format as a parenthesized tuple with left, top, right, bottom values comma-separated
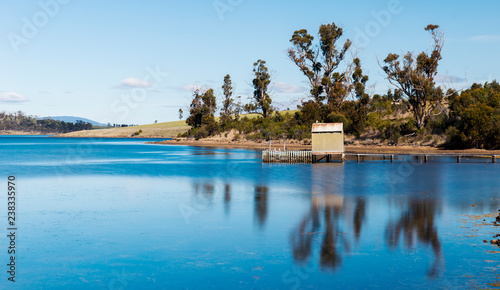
(43, 116, 108, 127)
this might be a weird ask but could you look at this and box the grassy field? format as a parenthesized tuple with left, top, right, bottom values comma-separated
(64, 120, 190, 138)
(64, 110, 299, 138)
(240, 110, 299, 120)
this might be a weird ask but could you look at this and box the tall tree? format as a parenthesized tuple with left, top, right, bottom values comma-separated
(201, 88, 217, 127)
(288, 29, 323, 102)
(382, 24, 445, 129)
(186, 90, 203, 128)
(220, 74, 236, 127)
(342, 57, 370, 135)
(250, 60, 273, 118)
(186, 89, 217, 129)
(319, 23, 352, 110)
(288, 22, 352, 109)
(352, 58, 369, 104)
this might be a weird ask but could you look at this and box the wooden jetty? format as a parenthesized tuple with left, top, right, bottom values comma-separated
(262, 150, 312, 163)
(263, 123, 498, 164)
(262, 150, 498, 164)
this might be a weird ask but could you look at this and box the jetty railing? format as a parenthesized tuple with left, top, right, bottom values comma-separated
(262, 150, 312, 163)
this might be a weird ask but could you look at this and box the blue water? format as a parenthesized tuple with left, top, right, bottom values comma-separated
(1, 136, 500, 289)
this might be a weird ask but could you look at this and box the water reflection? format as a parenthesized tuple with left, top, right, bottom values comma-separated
(224, 184, 231, 216)
(290, 194, 353, 271)
(290, 194, 444, 276)
(186, 160, 468, 283)
(286, 162, 446, 277)
(386, 198, 444, 277)
(254, 186, 269, 228)
(6, 136, 500, 288)
(190, 182, 270, 228)
(353, 197, 366, 242)
(192, 183, 215, 209)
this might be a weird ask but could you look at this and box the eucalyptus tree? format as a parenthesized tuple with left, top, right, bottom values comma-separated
(186, 88, 217, 129)
(382, 25, 445, 129)
(288, 22, 352, 110)
(250, 60, 273, 119)
(220, 74, 236, 127)
(342, 57, 370, 135)
(186, 90, 203, 128)
(201, 88, 217, 126)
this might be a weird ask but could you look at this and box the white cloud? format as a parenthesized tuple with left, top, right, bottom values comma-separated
(119, 77, 152, 88)
(0, 92, 28, 102)
(435, 75, 465, 83)
(273, 82, 307, 94)
(180, 84, 208, 93)
(470, 35, 500, 42)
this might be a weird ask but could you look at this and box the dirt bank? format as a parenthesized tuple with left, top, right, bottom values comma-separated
(0, 130, 46, 135)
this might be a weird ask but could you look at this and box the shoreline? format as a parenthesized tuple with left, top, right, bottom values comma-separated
(53, 135, 171, 139)
(152, 139, 500, 155)
(3, 133, 499, 155)
(0, 131, 46, 135)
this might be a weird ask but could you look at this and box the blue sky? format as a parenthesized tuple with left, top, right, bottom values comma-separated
(0, 0, 499, 124)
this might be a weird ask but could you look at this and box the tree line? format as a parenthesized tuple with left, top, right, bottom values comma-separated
(182, 22, 499, 150)
(0, 111, 92, 133)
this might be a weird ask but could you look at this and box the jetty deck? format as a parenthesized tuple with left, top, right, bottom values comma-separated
(262, 149, 498, 164)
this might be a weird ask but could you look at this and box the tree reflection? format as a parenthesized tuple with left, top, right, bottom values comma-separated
(353, 197, 366, 242)
(385, 198, 443, 278)
(319, 198, 344, 269)
(191, 183, 214, 209)
(254, 186, 268, 228)
(224, 184, 231, 215)
(290, 194, 359, 271)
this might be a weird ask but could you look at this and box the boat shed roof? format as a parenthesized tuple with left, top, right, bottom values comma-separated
(311, 123, 343, 133)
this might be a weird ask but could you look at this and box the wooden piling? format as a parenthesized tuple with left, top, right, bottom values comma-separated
(493, 155, 497, 163)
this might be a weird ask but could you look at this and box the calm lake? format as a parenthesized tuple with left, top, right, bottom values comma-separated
(1, 136, 500, 289)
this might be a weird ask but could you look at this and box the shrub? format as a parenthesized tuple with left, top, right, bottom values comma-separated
(382, 124, 401, 144)
(400, 119, 415, 135)
(247, 132, 264, 141)
(445, 81, 500, 149)
(193, 127, 209, 140)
